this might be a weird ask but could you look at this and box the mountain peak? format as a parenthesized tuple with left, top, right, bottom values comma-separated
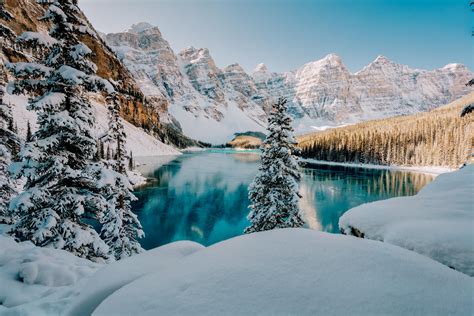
(126, 22, 156, 34)
(254, 63, 268, 73)
(442, 63, 467, 72)
(373, 55, 393, 64)
(323, 53, 342, 63)
(224, 63, 245, 73)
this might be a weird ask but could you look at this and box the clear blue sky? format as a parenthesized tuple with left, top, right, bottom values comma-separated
(80, 0, 473, 73)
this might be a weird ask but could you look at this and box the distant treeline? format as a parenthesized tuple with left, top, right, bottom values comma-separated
(298, 94, 474, 168)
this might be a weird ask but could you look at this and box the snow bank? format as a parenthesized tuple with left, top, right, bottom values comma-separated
(0, 236, 100, 315)
(94, 229, 471, 316)
(66, 241, 204, 316)
(339, 165, 474, 276)
(301, 158, 454, 176)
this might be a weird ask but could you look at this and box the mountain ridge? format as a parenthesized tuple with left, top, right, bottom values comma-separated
(104, 22, 473, 144)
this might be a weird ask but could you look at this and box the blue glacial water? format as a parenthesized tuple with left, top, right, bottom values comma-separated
(132, 150, 433, 249)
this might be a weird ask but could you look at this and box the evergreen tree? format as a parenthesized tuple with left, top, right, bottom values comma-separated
(26, 120, 32, 141)
(7, 0, 114, 261)
(0, 62, 20, 224)
(99, 92, 144, 260)
(245, 98, 304, 234)
(128, 151, 134, 170)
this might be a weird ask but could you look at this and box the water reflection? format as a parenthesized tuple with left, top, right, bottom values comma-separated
(133, 152, 434, 249)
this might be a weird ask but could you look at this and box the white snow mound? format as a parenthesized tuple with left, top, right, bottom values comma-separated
(93, 229, 472, 316)
(0, 236, 100, 314)
(339, 164, 474, 276)
(66, 241, 204, 316)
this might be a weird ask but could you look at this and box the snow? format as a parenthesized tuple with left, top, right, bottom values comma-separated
(4, 91, 180, 157)
(7, 62, 52, 77)
(92, 100, 180, 156)
(66, 241, 203, 316)
(1, 228, 472, 315)
(4, 94, 37, 139)
(169, 99, 266, 145)
(0, 235, 100, 315)
(339, 165, 474, 276)
(301, 158, 454, 176)
(0, 233, 202, 316)
(93, 229, 472, 316)
(17, 32, 58, 47)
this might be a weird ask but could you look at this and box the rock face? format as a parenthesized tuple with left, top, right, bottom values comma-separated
(105, 23, 473, 144)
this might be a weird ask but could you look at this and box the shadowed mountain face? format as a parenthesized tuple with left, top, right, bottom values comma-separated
(105, 23, 473, 143)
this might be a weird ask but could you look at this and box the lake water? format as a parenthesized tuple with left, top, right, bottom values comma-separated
(133, 150, 434, 250)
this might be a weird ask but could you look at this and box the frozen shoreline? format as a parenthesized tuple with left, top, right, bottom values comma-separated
(301, 158, 455, 176)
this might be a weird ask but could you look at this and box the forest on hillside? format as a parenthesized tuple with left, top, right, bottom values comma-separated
(298, 94, 474, 168)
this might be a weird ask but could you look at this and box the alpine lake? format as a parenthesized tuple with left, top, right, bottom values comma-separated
(132, 149, 434, 250)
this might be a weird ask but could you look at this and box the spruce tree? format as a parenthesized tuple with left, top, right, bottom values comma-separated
(128, 151, 134, 170)
(99, 92, 144, 260)
(0, 62, 20, 224)
(245, 98, 304, 233)
(7, 0, 114, 261)
(26, 120, 32, 142)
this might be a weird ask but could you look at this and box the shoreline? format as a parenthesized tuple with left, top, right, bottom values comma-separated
(300, 158, 455, 176)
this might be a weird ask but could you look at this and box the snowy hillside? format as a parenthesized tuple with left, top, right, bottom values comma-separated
(339, 164, 474, 276)
(4, 92, 180, 157)
(92, 100, 180, 157)
(105, 23, 473, 143)
(0, 229, 471, 315)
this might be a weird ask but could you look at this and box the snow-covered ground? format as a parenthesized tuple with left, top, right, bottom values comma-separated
(65, 241, 204, 316)
(4, 92, 180, 157)
(302, 158, 454, 176)
(93, 229, 471, 316)
(339, 165, 474, 276)
(1, 228, 471, 315)
(0, 235, 101, 315)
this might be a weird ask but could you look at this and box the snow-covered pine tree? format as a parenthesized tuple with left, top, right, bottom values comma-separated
(0, 62, 20, 224)
(99, 92, 144, 260)
(7, 0, 114, 261)
(245, 98, 304, 234)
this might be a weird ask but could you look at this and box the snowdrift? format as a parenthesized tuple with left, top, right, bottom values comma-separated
(93, 229, 471, 316)
(0, 235, 100, 315)
(66, 241, 204, 316)
(339, 165, 474, 276)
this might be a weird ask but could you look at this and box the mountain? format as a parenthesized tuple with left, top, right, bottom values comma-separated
(298, 92, 474, 168)
(0, 1, 196, 151)
(105, 23, 473, 144)
(105, 27, 267, 144)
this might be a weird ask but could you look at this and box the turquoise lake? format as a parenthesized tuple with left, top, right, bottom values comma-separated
(132, 150, 434, 250)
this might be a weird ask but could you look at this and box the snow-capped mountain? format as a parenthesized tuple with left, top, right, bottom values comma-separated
(105, 23, 473, 144)
(106, 26, 267, 144)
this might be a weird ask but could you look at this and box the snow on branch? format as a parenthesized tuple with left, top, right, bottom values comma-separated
(30, 92, 66, 111)
(41, 4, 67, 22)
(6, 62, 53, 78)
(17, 31, 59, 48)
